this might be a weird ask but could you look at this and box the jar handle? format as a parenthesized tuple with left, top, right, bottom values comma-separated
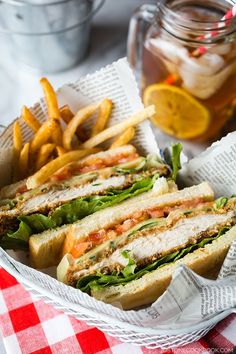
(127, 4, 157, 87)
(0, 124, 6, 137)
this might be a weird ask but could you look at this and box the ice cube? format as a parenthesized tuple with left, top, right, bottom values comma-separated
(148, 38, 188, 65)
(179, 52, 225, 75)
(180, 62, 235, 99)
(162, 59, 179, 76)
(208, 43, 231, 56)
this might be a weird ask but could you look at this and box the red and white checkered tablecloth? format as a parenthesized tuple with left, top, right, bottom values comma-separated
(0, 267, 236, 354)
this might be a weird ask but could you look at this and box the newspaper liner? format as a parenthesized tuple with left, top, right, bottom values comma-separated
(0, 58, 235, 333)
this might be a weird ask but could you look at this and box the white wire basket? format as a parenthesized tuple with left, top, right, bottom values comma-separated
(0, 60, 233, 349)
(0, 249, 231, 350)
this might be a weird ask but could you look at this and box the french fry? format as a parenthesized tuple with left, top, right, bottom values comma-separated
(12, 121, 23, 182)
(63, 103, 99, 150)
(22, 106, 41, 133)
(26, 148, 98, 189)
(91, 98, 112, 137)
(19, 143, 30, 179)
(36, 143, 55, 171)
(30, 120, 54, 154)
(60, 105, 87, 142)
(60, 105, 73, 123)
(110, 127, 135, 149)
(51, 119, 63, 146)
(13, 121, 23, 153)
(56, 145, 67, 157)
(40, 77, 60, 120)
(81, 105, 155, 149)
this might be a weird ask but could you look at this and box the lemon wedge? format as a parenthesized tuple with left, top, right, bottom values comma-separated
(143, 84, 210, 139)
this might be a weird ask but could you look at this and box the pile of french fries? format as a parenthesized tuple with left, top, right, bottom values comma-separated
(13, 78, 155, 188)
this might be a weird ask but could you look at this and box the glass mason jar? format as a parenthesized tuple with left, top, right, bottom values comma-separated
(128, 0, 236, 142)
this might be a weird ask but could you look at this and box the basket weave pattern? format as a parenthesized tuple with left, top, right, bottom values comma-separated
(0, 249, 218, 349)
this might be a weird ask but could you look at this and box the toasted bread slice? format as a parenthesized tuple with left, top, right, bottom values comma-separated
(0, 179, 27, 200)
(62, 182, 214, 256)
(92, 225, 236, 309)
(29, 226, 69, 269)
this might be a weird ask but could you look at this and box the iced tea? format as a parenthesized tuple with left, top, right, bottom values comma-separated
(134, 1, 236, 141)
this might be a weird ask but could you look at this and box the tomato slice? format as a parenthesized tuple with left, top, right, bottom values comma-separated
(116, 153, 139, 164)
(79, 164, 105, 173)
(16, 185, 28, 194)
(71, 242, 92, 258)
(116, 218, 139, 234)
(88, 230, 106, 245)
(147, 209, 165, 218)
(51, 171, 71, 182)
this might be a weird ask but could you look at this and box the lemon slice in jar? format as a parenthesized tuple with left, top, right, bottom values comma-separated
(143, 84, 210, 139)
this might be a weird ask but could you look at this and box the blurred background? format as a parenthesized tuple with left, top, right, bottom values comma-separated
(2, 0, 234, 159)
(0, 0, 155, 126)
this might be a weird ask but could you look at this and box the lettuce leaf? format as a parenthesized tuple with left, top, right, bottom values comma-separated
(7, 220, 32, 242)
(214, 197, 228, 210)
(77, 226, 230, 293)
(121, 250, 137, 277)
(0, 219, 33, 250)
(1, 174, 159, 250)
(0, 237, 28, 251)
(171, 143, 182, 181)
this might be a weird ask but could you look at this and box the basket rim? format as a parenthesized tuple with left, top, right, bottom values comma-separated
(0, 255, 233, 336)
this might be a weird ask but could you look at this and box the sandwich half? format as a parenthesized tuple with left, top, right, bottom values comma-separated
(56, 182, 234, 310)
(0, 145, 169, 251)
(57, 188, 236, 310)
(1, 145, 166, 202)
(28, 177, 177, 268)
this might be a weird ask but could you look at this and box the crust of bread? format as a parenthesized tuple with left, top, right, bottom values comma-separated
(62, 182, 214, 255)
(0, 179, 27, 199)
(92, 225, 236, 310)
(29, 226, 68, 268)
